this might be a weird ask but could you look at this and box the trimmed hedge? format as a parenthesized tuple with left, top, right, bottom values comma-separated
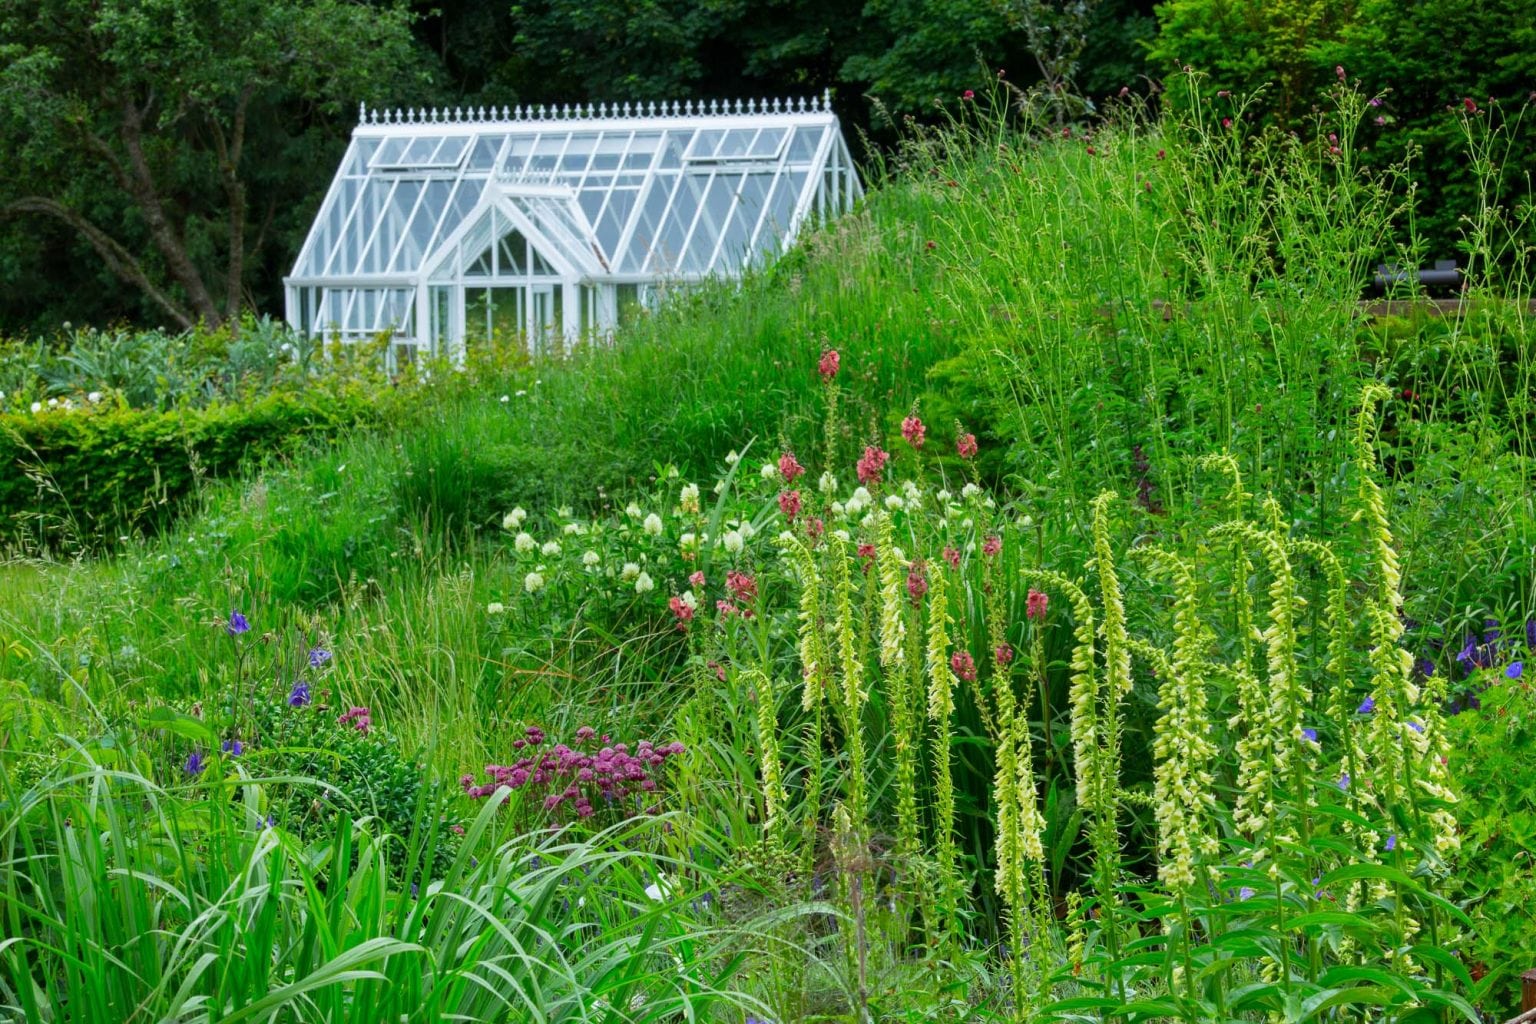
(0, 391, 378, 552)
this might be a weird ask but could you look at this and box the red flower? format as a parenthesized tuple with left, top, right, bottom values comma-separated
(726, 570, 757, 603)
(778, 451, 805, 483)
(982, 534, 1002, 558)
(805, 516, 825, 541)
(1463, 96, 1478, 113)
(857, 542, 877, 564)
(1221, 117, 1232, 129)
(778, 489, 802, 521)
(716, 600, 740, 618)
(668, 595, 695, 628)
(962, 89, 975, 101)
(956, 433, 978, 459)
(995, 642, 1014, 667)
(950, 650, 977, 682)
(1026, 588, 1049, 621)
(942, 545, 960, 569)
(818, 348, 841, 381)
(1156, 149, 1165, 160)
(901, 415, 926, 449)
(688, 570, 706, 590)
(907, 562, 929, 606)
(856, 445, 889, 485)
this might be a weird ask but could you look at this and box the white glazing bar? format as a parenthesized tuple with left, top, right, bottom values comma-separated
(785, 125, 834, 243)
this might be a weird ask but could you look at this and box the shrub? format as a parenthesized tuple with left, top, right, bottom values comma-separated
(0, 389, 378, 552)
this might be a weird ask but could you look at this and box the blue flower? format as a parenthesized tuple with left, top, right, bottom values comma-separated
(185, 751, 206, 776)
(1384, 834, 1397, 852)
(1406, 720, 1424, 734)
(221, 738, 244, 756)
(1238, 886, 1255, 901)
(1337, 773, 1351, 791)
(263, 814, 276, 828)
(1507, 661, 1524, 680)
(308, 647, 331, 669)
(1356, 696, 1376, 714)
(288, 680, 311, 708)
(1300, 727, 1318, 743)
(227, 610, 251, 636)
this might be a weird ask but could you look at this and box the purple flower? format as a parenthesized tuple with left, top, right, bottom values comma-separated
(1384, 834, 1397, 852)
(1414, 656, 1435, 678)
(1238, 886, 1255, 901)
(185, 751, 206, 776)
(1407, 720, 1424, 734)
(1526, 619, 1535, 649)
(221, 738, 244, 756)
(1507, 661, 1524, 680)
(308, 647, 331, 668)
(288, 680, 311, 708)
(1337, 773, 1351, 791)
(1300, 728, 1318, 743)
(227, 610, 251, 636)
(1357, 696, 1376, 714)
(263, 814, 276, 828)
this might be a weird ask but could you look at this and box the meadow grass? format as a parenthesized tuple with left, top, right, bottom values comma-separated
(3, 81, 1535, 1021)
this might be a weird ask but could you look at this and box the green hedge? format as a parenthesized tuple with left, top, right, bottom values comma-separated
(0, 391, 378, 552)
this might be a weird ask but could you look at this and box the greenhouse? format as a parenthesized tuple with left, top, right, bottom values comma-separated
(284, 93, 862, 359)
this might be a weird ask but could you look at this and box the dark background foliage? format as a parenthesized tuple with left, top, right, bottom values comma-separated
(3, 0, 1533, 334)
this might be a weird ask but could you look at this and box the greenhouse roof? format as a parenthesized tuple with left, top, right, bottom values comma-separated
(289, 92, 860, 287)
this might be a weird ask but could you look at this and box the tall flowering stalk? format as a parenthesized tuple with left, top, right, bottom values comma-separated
(785, 535, 828, 864)
(923, 560, 961, 949)
(1352, 385, 1459, 855)
(750, 668, 788, 850)
(1131, 548, 1219, 896)
(831, 531, 870, 830)
(1213, 512, 1310, 856)
(874, 512, 908, 672)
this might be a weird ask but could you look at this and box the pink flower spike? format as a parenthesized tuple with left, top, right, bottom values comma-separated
(950, 650, 977, 682)
(778, 451, 805, 483)
(818, 349, 840, 381)
(856, 445, 890, 485)
(778, 489, 802, 521)
(901, 415, 926, 449)
(956, 434, 978, 459)
(1026, 588, 1049, 621)
(688, 570, 706, 589)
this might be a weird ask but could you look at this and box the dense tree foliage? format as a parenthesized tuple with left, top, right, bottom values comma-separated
(1, 0, 1160, 332)
(1150, 0, 1536, 258)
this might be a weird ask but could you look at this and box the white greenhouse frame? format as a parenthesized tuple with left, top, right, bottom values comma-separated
(285, 93, 862, 360)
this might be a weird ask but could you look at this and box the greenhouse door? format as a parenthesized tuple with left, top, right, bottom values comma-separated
(529, 285, 562, 352)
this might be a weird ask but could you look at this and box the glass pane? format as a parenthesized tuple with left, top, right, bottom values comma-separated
(498, 231, 528, 274)
(430, 136, 470, 165)
(716, 171, 770, 271)
(620, 174, 678, 272)
(468, 135, 504, 170)
(594, 187, 637, 259)
(372, 137, 409, 166)
(688, 129, 724, 158)
(748, 128, 786, 158)
(714, 129, 756, 159)
(389, 179, 453, 273)
(362, 180, 420, 273)
(624, 132, 662, 168)
(403, 137, 438, 163)
(788, 125, 824, 162)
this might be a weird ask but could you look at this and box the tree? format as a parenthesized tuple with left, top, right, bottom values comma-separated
(0, 0, 425, 329)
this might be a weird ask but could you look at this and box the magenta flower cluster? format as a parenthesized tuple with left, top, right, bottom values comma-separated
(460, 725, 686, 818)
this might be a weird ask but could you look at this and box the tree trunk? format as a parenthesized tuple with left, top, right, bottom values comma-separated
(116, 96, 224, 327)
(4, 197, 196, 329)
